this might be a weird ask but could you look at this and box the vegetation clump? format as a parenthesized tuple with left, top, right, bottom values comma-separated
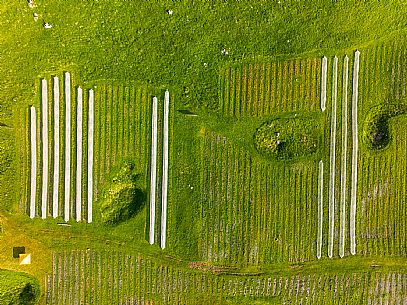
(363, 102, 407, 149)
(0, 269, 40, 305)
(254, 117, 319, 160)
(100, 161, 145, 225)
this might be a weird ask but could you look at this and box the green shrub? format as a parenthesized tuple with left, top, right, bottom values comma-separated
(99, 161, 145, 225)
(362, 102, 407, 149)
(0, 269, 40, 305)
(254, 117, 319, 160)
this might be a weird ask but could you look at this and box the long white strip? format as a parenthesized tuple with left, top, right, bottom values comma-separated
(87, 89, 94, 223)
(64, 72, 71, 221)
(149, 96, 158, 245)
(328, 56, 338, 258)
(321, 56, 328, 111)
(350, 50, 360, 255)
(52, 76, 60, 218)
(339, 56, 349, 258)
(76, 87, 83, 222)
(161, 91, 170, 249)
(41, 79, 49, 219)
(30, 106, 37, 219)
(317, 160, 324, 259)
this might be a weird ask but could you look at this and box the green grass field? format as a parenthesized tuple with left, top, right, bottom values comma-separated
(2, 0, 407, 304)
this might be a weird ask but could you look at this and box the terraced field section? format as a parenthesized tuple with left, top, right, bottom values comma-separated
(45, 250, 407, 305)
(219, 58, 321, 116)
(199, 130, 319, 266)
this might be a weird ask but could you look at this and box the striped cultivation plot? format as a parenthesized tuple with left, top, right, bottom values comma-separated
(148, 91, 171, 249)
(219, 58, 321, 117)
(45, 250, 407, 305)
(200, 130, 319, 265)
(27, 72, 95, 222)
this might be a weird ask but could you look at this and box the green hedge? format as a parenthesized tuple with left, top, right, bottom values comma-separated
(253, 117, 319, 160)
(362, 102, 407, 149)
(0, 269, 40, 305)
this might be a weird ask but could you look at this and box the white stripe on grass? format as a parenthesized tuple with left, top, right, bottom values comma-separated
(339, 56, 349, 258)
(149, 96, 158, 245)
(41, 79, 49, 219)
(87, 89, 94, 223)
(76, 87, 83, 222)
(350, 50, 360, 255)
(328, 56, 338, 258)
(160, 90, 169, 249)
(321, 56, 328, 111)
(52, 76, 60, 218)
(29, 106, 37, 219)
(317, 160, 324, 259)
(64, 72, 71, 222)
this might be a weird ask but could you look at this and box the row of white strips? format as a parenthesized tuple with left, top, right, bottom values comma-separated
(149, 91, 170, 249)
(318, 51, 360, 258)
(29, 72, 94, 222)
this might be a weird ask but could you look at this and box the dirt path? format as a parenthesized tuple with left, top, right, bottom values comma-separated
(317, 160, 324, 259)
(149, 97, 158, 245)
(328, 56, 338, 258)
(161, 90, 169, 249)
(87, 89, 94, 223)
(350, 50, 360, 255)
(64, 72, 71, 222)
(52, 76, 60, 218)
(321, 56, 328, 111)
(41, 79, 48, 219)
(339, 56, 349, 258)
(76, 87, 83, 222)
(30, 106, 37, 219)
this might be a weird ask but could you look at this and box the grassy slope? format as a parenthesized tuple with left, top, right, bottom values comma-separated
(2, 0, 407, 303)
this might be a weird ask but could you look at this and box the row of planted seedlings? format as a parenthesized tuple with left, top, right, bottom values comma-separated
(219, 57, 321, 118)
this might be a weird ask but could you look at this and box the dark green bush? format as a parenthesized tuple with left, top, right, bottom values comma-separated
(100, 161, 145, 225)
(0, 269, 40, 305)
(254, 117, 319, 160)
(363, 102, 407, 149)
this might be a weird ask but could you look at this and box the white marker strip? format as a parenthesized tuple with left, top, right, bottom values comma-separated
(321, 56, 328, 111)
(76, 87, 83, 222)
(52, 76, 60, 218)
(339, 56, 349, 258)
(317, 160, 324, 259)
(64, 72, 71, 221)
(87, 89, 94, 223)
(161, 90, 170, 249)
(149, 96, 158, 245)
(41, 79, 49, 219)
(350, 50, 360, 255)
(29, 106, 37, 219)
(328, 56, 338, 258)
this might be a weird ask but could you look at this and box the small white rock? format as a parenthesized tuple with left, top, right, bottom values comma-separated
(33, 13, 38, 21)
(167, 9, 173, 15)
(44, 23, 52, 29)
(203, 62, 208, 67)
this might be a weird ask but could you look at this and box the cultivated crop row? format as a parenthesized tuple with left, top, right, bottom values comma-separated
(219, 58, 321, 117)
(200, 130, 319, 266)
(45, 250, 407, 304)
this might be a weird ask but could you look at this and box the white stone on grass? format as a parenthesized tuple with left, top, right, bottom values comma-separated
(64, 72, 71, 222)
(161, 90, 170, 250)
(41, 79, 49, 219)
(339, 56, 349, 258)
(29, 106, 37, 219)
(44, 23, 52, 29)
(52, 76, 60, 218)
(76, 87, 83, 222)
(87, 89, 94, 223)
(328, 56, 338, 258)
(350, 50, 360, 256)
(149, 96, 158, 245)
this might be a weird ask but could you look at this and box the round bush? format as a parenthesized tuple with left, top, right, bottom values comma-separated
(0, 269, 40, 305)
(254, 117, 319, 160)
(363, 102, 407, 150)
